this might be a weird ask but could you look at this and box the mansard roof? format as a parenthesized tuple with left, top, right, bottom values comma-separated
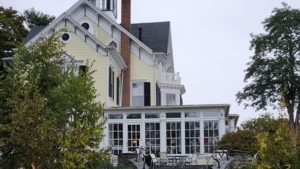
(25, 26, 46, 43)
(131, 21, 170, 54)
(25, 21, 170, 55)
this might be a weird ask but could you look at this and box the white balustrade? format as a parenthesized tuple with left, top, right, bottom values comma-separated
(161, 72, 181, 84)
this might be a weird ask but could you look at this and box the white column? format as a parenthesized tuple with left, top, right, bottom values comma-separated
(140, 122, 145, 148)
(102, 122, 109, 148)
(218, 118, 226, 139)
(176, 93, 180, 105)
(123, 123, 128, 153)
(161, 91, 166, 106)
(160, 112, 167, 152)
(200, 120, 204, 154)
(181, 120, 185, 154)
(230, 119, 235, 132)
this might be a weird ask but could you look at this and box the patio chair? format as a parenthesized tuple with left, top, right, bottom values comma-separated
(247, 152, 258, 163)
(198, 153, 216, 169)
(159, 152, 171, 166)
(150, 153, 160, 169)
(185, 153, 198, 165)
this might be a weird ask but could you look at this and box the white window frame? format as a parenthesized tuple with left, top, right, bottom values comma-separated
(166, 93, 176, 106)
(131, 80, 145, 106)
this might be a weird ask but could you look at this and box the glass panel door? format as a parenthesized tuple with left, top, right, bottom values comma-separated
(166, 122, 181, 154)
(128, 124, 141, 152)
(108, 123, 123, 155)
(204, 121, 219, 153)
(145, 123, 160, 154)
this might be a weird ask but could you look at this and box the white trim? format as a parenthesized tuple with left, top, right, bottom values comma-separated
(107, 40, 119, 51)
(25, 13, 127, 72)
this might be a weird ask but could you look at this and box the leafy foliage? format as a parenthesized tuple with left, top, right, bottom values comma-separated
(240, 113, 300, 168)
(254, 119, 296, 168)
(240, 113, 285, 134)
(0, 31, 111, 168)
(236, 2, 300, 134)
(0, 6, 28, 59)
(216, 130, 258, 156)
(23, 8, 55, 29)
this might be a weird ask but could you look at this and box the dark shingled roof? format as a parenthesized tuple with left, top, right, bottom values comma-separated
(24, 26, 46, 43)
(131, 21, 170, 54)
(24, 22, 170, 54)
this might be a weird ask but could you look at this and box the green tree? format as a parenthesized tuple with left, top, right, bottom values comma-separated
(254, 119, 295, 168)
(240, 113, 300, 168)
(236, 2, 300, 135)
(23, 8, 55, 29)
(0, 31, 111, 169)
(0, 6, 28, 59)
(216, 129, 258, 156)
(240, 113, 282, 133)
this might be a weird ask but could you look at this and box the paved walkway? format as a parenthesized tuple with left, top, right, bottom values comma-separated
(212, 156, 235, 169)
(129, 156, 236, 169)
(129, 158, 148, 169)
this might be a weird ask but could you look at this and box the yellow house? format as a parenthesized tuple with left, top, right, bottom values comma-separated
(22, 0, 239, 155)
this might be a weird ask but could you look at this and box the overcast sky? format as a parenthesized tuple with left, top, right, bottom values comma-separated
(3, 0, 300, 126)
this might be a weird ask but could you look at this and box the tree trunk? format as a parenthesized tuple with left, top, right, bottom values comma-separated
(288, 108, 299, 148)
(288, 111, 295, 133)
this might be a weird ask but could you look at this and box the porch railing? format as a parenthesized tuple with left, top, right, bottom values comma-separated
(161, 72, 181, 84)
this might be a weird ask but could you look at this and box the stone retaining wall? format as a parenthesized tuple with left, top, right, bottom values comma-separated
(118, 153, 138, 169)
(225, 151, 251, 169)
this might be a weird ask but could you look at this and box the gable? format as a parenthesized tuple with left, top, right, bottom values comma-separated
(23, 0, 172, 68)
(25, 12, 126, 72)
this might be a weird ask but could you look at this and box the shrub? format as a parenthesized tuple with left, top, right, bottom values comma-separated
(216, 129, 258, 155)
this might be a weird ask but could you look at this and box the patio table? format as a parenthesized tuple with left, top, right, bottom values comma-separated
(167, 154, 189, 168)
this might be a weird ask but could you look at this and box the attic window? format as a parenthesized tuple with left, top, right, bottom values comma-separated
(61, 32, 71, 43)
(62, 33, 69, 41)
(109, 41, 117, 49)
(81, 22, 90, 30)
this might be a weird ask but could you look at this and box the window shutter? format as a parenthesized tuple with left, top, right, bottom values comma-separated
(156, 83, 161, 106)
(107, 0, 111, 10)
(144, 82, 151, 106)
(109, 67, 112, 97)
(116, 77, 119, 105)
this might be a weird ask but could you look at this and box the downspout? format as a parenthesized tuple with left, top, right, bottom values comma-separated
(120, 68, 126, 107)
(106, 51, 109, 107)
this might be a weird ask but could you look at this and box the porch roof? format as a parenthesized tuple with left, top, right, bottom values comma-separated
(104, 104, 231, 117)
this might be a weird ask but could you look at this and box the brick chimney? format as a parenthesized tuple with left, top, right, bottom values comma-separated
(121, 0, 131, 107)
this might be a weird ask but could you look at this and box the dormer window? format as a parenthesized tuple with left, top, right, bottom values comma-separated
(109, 41, 117, 49)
